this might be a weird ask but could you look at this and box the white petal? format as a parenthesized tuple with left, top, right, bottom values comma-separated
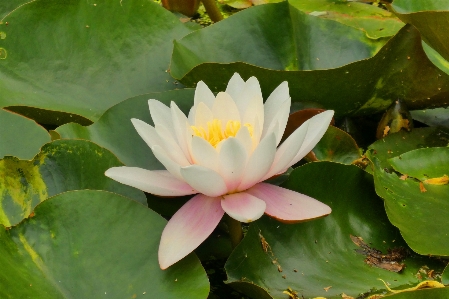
(171, 102, 193, 163)
(235, 77, 263, 118)
(180, 165, 228, 197)
(221, 192, 266, 223)
(235, 126, 253, 156)
(194, 81, 215, 109)
(242, 93, 264, 133)
(194, 102, 214, 129)
(263, 98, 291, 145)
(105, 167, 196, 196)
(148, 100, 176, 137)
(191, 136, 220, 172)
(225, 73, 245, 102)
(159, 194, 224, 269)
(151, 145, 184, 180)
(246, 183, 331, 223)
(212, 92, 241, 128)
(263, 81, 290, 138)
(262, 120, 309, 180)
(131, 118, 163, 149)
(219, 138, 248, 192)
(154, 125, 190, 167)
(238, 133, 276, 191)
(283, 110, 334, 171)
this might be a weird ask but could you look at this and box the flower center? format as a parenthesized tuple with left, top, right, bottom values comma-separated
(191, 119, 253, 147)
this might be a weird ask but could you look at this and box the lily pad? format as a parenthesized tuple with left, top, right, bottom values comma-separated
(371, 147, 449, 256)
(0, 190, 209, 299)
(225, 162, 442, 299)
(0, 139, 146, 227)
(391, 0, 449, 62)
(411, 107, 449, 128)
(0, 109, 50, 160)
(289, 0, 404, 39)
(0, 0, 193, 124)
(170, 2, 449, 117)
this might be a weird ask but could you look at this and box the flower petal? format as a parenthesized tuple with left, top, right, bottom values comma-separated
(180, 165, 228, 197)
(262, 81, 289, 138)
(236, 77, 263, 117)
(171, 102, 193, 163)
(194, 102, 214, 129)
(159, 194, 224, 269)
(131, 118, 163, 149)
(221, 192, 266, 223)
(194, 81, 216, 109)
(246, 183, 331, 223)
(283, 110, 334, 171)
(219, 137, 248, 192)
(242, 93, 264, 133)
(235, 126, 253, 156)
(151, 145, 184, 180)
(212, 92, 241, 127)
(225, 73, 245, 102)
(238, 133, 276, 191)
(191, 136, 219, 172)
(262, 120, 309, 180)
(148, 100, 176, 138)
(262, 98, 291, 145)
(154, 125, 190, 166)
(105, 167, 196, 196)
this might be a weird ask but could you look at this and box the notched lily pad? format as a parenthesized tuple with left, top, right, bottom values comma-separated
(0, 139, 147, 227)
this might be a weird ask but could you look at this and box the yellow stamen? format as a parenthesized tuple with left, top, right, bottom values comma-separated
(191, 119, 253, 147)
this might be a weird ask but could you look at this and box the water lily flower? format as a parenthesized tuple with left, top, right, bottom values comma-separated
(105, 73, 334, 269)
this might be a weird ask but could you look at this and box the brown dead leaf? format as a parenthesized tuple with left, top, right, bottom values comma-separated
(399, 174, 408, 180)
(383, 126, 390, 137)
(324, 286, 332, 292)
(419, 182, 427, 192)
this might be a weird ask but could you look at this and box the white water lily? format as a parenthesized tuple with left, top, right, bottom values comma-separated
(105, 73, 334, 269)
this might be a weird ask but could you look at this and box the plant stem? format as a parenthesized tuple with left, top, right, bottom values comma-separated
(201, 0, 223, 23)
(225, 215, 243, 249)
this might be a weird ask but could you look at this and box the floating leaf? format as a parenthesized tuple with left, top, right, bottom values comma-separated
(0, 0, 193, 124)
(0, 190, 209, 299)
(289, 0, 404, 39)
(225, 162, 442, 299)
(0, 109, 50, 160)
(411, 107, 449, 128)
(0, 139, 146, 227)
(170, 2, 449, 117)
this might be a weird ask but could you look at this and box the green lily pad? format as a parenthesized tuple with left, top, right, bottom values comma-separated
(56, 89, 195, 169)
(0, 0, 29, 19)
(371, 148, 449, 256)
(289, 0, 404, 39)
(225, 162, 442, 299)
(309, 125, 361, 164)
(0, 0, 193, 124)
(0, 109, 50, 160)
(411, 107, 449, 128)
(0, 139, 146, 227)
(391, 0, 449, 62)
(170, 2, 449, 117)
(0, 190, 209, 299)
(385, 288, 449, 299)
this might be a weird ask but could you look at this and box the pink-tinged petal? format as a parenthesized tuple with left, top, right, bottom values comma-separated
(246, 183, 331, 223)
(105, 167, 196, 196)
(283, 110, 334, 171)
(151, 145, 184, 180)
(194, 102, 214, 129)
(159, 194, 224, 269)
(191, 136, 220, 172)
(131, 118, 163, 149)
(221, 192, 266, 223)
(262, 121, 309, 180)
(194, 81, 216, 109)
(148, 100, 176, 138)
(170, 102, 193, 163)
(219, 138, 247, 192)
(225, 73, 245, 102)
(235, 126, 253, 156)
(212, 92, 241, 127)
(180, 165, 228, 197)
(262, 81, 289, 138)
(238, 133, 276, 191)
(154, 125, 190, 166)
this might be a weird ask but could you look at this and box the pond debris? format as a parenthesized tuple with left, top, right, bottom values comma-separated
(323, 286, 332, 292)
(423, 174, 449, 185)
(376, 99, 413, 139)
(350, 235, 407, 272)
(341, 293, 354, 299)
(283, 287, 300, 299)
(378, 278, 444, 295)
(258, 230, 273, 255)
(419, 182, 427, 193)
